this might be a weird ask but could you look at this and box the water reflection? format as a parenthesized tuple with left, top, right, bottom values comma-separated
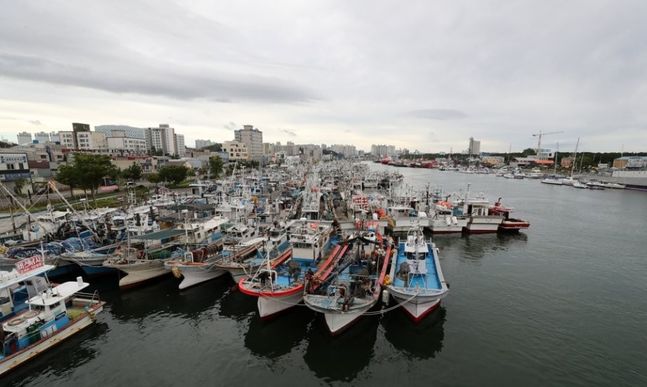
(382, 307, 446, 359)
(4, 322, 109, 387)
(218, 286, 257, 321)
(244, 307, 312, 358)
(434, 233, 528, 261)
(107, 277, 228, 321)
(304, 316, 379, 382)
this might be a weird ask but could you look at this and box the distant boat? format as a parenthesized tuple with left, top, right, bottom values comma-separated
(386, 227, 448, 321)
(541, 178, 563, 185)
(572, 181, 589, 189)
(600, 182, 625, 189)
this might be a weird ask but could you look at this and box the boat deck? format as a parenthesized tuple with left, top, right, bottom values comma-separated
(392, 242, 441, 289)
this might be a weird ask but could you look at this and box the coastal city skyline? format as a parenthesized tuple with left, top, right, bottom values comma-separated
(2, 1, 646, 152)
(1, 2, 646, 385)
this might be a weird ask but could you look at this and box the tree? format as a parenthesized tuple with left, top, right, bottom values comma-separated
(208, 155, 224, 179)
(147, 173, 160, 184)
(122, 163, 143, 181)
(522, 148, 537, 156)
(158, 165, 188, 185)
(56, 153, 119, 202)
(56, 163, 79, 199)
(149, 146, 164, 156)
(203, 143, 222, 152)
(13, 178, 27, 196)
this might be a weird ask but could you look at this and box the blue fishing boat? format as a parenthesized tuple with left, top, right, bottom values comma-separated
(0, 256, 104, 375)
(386, 227, 449, 322)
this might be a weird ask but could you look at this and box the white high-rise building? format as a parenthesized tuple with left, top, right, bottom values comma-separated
(175, 134, 186, 157)
(234, 124, 263, 160)
(34, 132, 50, 144)
(17, 132, 32, 145)
(95, 125, 146, 139)
(468, 137, 481, 156)
(145, 124, 177, 156)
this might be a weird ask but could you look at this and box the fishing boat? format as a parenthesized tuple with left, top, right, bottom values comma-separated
(429, 201, 468, 234)
(238, 236, 341, 319)
(303, 232, 392, 335)
(163, 243, 225, 290)
(212, 237, 269, 283)
(0, 256, 104, 376)
(285, 219, 333, 261)
(102, 247, 171, 289)
(463, 197, 504, 234)
(488, 198, 530, 232)
(386, 227, 448, 321)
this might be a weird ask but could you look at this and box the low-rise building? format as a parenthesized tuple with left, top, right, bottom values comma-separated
(222, 141, 249, 161)
(0, 153, 30, 182)
(613, 156, 647, 169)
(481, 156, 505, 167)
(106, 130, 148, 154)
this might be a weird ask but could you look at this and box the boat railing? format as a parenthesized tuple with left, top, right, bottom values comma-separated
(73, 290, 101, 306)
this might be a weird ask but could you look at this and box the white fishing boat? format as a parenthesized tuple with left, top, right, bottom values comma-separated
(0, 256, 104, 376)
(213, 237, 267, 282)
(239, 235, 341, 319)
(285, 219, 333, 261)
(386, 227, 448, 321)
(429, 201, 467, 234)
(464, 197, 503, 234)
(303, 232, 392, 335)
(164, 243, 225, 290)
(386, 205, 429, 233)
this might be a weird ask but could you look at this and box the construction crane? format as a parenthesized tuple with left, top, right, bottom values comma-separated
(532, 130, 564, 158)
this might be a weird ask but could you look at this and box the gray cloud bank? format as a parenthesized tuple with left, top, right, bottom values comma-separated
(1, 1, 647, 151)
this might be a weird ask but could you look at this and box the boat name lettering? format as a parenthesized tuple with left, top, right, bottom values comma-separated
(16, 255, 45, 274)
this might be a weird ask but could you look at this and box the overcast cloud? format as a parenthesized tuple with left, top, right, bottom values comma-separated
(1, 0, 646, 152)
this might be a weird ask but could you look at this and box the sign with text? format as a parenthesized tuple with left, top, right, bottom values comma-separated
(16, 255, 45, 274)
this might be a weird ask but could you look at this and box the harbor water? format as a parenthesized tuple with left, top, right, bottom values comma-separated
(5, 166, 647, 386)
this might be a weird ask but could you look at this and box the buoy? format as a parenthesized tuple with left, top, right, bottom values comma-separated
(381, 289, 390, 305)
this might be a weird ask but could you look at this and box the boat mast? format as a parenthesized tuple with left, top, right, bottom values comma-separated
(553, 142, 559, 175)
(570, 138, 580, 178)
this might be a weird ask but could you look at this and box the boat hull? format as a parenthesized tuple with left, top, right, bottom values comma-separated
(258, 292, 304, 318)
(305, 295, 376, 335)
(177, 265, 227, 290)
(389, 289, 445, 322)
(498, 220, 530, 232)
(80, 265, 119, 277)
(104, 260, 169, 289)
(464, 216, 502, 234)
(0, 305, 102, 376)
(323, 305, 373, 335)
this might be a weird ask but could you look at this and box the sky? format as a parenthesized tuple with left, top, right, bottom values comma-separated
(1, 0, 646, 153)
